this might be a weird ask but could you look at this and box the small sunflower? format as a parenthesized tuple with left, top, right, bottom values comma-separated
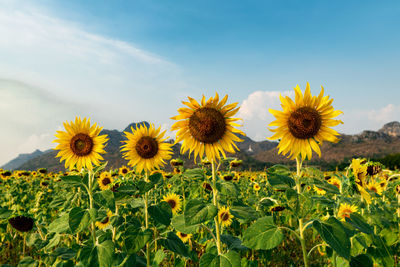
(170, 159, 184, 167)
(119, 166, 130, 176)
(270, 205, 285, 212)
(202, 181, 213, 192)
(328, 177, 341, 190)
(268, 83, 343, 160)
(366, 181, 383, 195)
(163, 172, 174, 179)
(171, 93, 244, 163)
(98, 172, 114, 191)
(379, 180, 388, 191)
(162, 193, 182, 214)
(177, 232, 192, 243)
(167, 183, 172, 189)
(337, 203, 358, 221)
(395, 185, 400, 195)
(221, 173, 234, 182)
(173, 167, 182, 175)
(218, 206, 234, 227)
(53, 117, 108, 170)
(201, 158, 211, 166)
(230, 159, 243, 168)
(313, 185, 326, 195)
(253, 182, 261, 191)
(352, 159, 367, 186)
(95, 210, 113, 229)
(121, 123, 173, 174)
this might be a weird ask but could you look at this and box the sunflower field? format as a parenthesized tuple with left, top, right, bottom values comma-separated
(1, 84, 400, 267)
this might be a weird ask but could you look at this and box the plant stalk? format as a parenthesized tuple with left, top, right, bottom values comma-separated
(212, 160, 222, 255)
(144, 171, 150, 267)
(296, 157, 309, 267)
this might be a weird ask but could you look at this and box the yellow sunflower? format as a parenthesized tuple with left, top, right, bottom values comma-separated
(253, 182, 261, 191)
(171, 93, 244, 163)
(328, 177, 341, 190)
(121, 123, 173, 174)
(351, 159, 371, 204)
(119, 166, 130, 176)
(268, 83, 343, 160)
(162, 193, 182, 214)
(98, 171, 114, 190)
(218, 206, 234, 227)
(177, 232, 192, 243)
(95, 210, 113, 229)
(337, 203, 358, 221)
(366, 181, 383, 195)
(53, 117, 108, 170)
(313, 185, 326, 195)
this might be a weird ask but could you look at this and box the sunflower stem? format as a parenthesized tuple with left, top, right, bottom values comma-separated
(211, 160, 222, 255)
(296, 157, 309, 267)
(88, 170, 97, 245)
(22, 233, 26, 257)
(144, 171, 151, 267)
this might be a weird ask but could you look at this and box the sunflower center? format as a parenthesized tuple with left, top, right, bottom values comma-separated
(101, 217, 109, 224)
(180, 233, 187, 237)
(288, 107, 321, 139)
(102, 178, 111, 186)
(135, 136, 159, 159)
(369, 186, 377, 193)
(167, 199, 176, 209)
(122, 169, 128, 174)
(189, 107, 226, 144)
(221, 212, 230, 221)
(342, 209, 352, 218)
(70, 133, 93, 156)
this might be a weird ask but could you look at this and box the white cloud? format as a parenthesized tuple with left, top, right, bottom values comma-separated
(238, 90, 293, 140)
(0, 2, 187, 165)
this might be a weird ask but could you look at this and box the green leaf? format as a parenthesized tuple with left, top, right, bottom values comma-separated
(153, 250, 166, 266)
(148, 202, 172, 226)
(313, 218, 351, 260)
(124, 229, 152, 253)
(199, 251, 240, 267)
(367, 235, 394, 267)
(94, 190, 115, 211)
(267, 174, 295, 189)
(171, 214, 199, 234)
(311, 179, 340, 194)
(345, 213, 373, 234)
(60, 175, 84, 186)
(69, 207, 91, 234)
(221, 234, 248, 251)
(183, 168, 205, 179)
(17, 257, 38, 267)
(184, 199, 217, 226)
(149, 173, 162, 184)
(48, 213, 70, 234)
(160, 232, 190, 258)
(350, 254, 373, 267)
(0, 207, 12, 219)
(96, 240, 114, 267)
(216, 181, 238, 196)
(242, 216, 283, 250)
(266, 164, 291, 176)
(45, 233, 60, 251)
(50, 247, 76, 261)
(93, 162, 108, 174)
(230, 205, 258, 223)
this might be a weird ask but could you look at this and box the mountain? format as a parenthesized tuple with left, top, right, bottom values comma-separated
(7, 121, 400, 172)
(1, 149, 46, 170)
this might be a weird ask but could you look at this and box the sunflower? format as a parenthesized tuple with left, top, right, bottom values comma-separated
(8, 216, 34, 232)
(218, 206, 234, 227)
(313, 185, 326, 195)
(202, 181, 213, 192)
(328, 177, 341, 190)
(95, 210, 113, 230)
(177, 232, 192, 243)
(352, 159, 367, 186)
(379, 180, 388, 191)
(366, 181, 383, 195)
(167, 183, 172, 189)
(221, 173, 234, 182)
(171, 93, 244, 163)
(119, 166, 130, 176)
(163, 172, 174, 179)
(230, 159, 242, 168)
(53, 117, 108, 170)
(170, 159, 184, 167)
(162, 193, 182, 214)
(270, 205, 285, 212)
(98, 172, 114, 191)
(121, 123, 173, 174)
(337, 203, 358, 221)
(253, 182, 261, 191)
(268, 83, 343, 160)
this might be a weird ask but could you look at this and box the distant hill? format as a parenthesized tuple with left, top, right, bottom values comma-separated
(1, 149, 46, 170)
(6, 121, 400, 171)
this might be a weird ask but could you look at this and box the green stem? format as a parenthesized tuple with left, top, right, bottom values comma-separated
(296, 157, 309, 267)
(88, 170, 97, 245)
(332, 251, 337, 267)
(144, 171, 150, 267)
(212, 160, 222, 255)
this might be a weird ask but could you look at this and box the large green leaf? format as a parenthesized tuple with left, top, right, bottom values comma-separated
(171, 214, 199, 234)
(160, 232, 190, 258)
(199, 251, 240, 267)
(0, 207, 12, 219)
(17, 257, 38, 267)
(230, 205, 258, 223)
(350, 254, 373, 267)
(367, 235, 394, 267)
(60, 175, 84, 187)
(345, 213, 373, 234)
(68, 207, 91, 234)
(184, 199, 217, 226)
(242, 216, 283, 250)
(124, 229, 152, 254)
(313, 218, 351, 260)
(267, 174, 295, 189)
(148, 202, 172, 226)
(183, 168, 205, 179)
(93, 190, 115, 211)
(311, 179, 340, 194)
(48, 213, 70, 234)
(216, 181, 238, 196)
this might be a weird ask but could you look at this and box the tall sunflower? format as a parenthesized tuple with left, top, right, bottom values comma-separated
(121, 123, 173, 174)
(98, 172, 114, 191)
(95, 210, 113, 230)
(171, 93, 244, 162)
(268, 83, 343, 160)
(53, 117, 108, 170)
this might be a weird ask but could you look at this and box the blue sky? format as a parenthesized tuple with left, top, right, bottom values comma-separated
(0, 0, 399, 165)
